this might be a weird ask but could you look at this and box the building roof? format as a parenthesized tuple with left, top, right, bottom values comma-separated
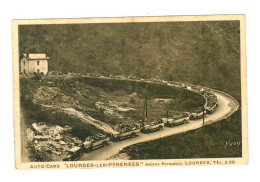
(21, 53, 50, 60)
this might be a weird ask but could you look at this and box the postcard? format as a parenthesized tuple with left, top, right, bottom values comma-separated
(12, 15, 248, 169)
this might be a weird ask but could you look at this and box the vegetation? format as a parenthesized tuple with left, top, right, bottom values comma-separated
(20, 96, 104, 141)
(19, 21, 240, 99)
(20, 76, 205, 137)
(32, 73, 43, 80)
(121, 109, 242, 159)
(19, 21, 242, 159)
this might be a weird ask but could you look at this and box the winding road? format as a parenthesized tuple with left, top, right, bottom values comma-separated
(79, 87, 239, 161)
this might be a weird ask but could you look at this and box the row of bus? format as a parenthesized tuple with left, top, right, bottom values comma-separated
(64, 80, 218, 161)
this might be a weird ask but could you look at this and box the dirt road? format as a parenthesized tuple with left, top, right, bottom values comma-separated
(79, 90, 239, 161)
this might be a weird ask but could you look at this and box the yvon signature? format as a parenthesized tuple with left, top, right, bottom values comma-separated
(224, 140, 241, 148)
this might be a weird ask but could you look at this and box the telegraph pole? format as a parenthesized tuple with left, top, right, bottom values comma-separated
(142, 98, 146, 127)
(142, 84, 148, 127)
(145, 84, 148, 118)
(202, 104, 205, 125)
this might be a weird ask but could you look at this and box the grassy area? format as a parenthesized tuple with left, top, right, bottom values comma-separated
(121, 109, 242, 159)
(20, 76, 205, 128)
(20, 96, 105, 141)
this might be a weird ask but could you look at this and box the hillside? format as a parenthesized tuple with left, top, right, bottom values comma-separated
(20, 75, 205, 137)
(20, 75, 205, 161)
(18, 21, 240, 99)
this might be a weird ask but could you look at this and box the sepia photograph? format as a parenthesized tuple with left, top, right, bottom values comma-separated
(12, 15, 247, 169)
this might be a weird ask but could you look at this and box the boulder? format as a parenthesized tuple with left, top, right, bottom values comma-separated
(59, 141, 66, 145)
(26, 128, 35, 141)
(54, 135, 63, 141)
(34, 135, 49, 140)
(32, 123, 41, 132)
(54, 125, 63, 135)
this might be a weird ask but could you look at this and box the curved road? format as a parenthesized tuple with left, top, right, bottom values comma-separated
(79, 89, 239, 161)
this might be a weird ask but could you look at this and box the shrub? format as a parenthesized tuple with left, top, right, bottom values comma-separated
(32, 73, 43, 80)
(129, 97, 136, 104)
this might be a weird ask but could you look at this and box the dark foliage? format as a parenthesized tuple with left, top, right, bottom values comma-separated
(32, 73, 43, 80)
(121, 109, 242, 159)
(19, 21, 240, 99)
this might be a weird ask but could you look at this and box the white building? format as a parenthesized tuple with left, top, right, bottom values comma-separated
(20, 53, 49, 75)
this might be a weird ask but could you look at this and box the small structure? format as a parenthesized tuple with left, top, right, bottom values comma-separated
(20, 53, 49, 75)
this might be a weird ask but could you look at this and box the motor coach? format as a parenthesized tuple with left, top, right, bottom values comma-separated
(190, 110, 207, 120)
(83, 134, 110, 151)
(111, 124, 141, 141)
(165, 113, 189, 127)
(141, 119, 164, 133)
(63, 146, 83, 161)
(206, 102, 218, 114)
